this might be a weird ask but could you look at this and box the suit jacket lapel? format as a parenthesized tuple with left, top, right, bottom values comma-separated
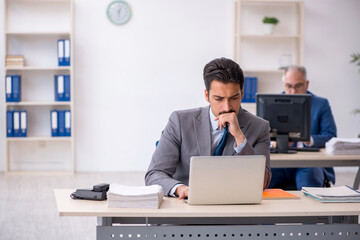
(193, 106, 212, 156)
(238, 107, 251, 136)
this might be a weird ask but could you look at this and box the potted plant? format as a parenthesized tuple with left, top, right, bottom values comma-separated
(351, 52, 360, 73)
(262, 17, 279, 35)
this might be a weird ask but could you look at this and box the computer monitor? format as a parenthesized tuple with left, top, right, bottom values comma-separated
(256, 94, 311, 154)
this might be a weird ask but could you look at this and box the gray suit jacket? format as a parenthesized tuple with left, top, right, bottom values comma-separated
(145, 106, 272, 196)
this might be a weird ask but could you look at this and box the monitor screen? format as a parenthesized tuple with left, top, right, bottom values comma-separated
(256, 94, 311, 153)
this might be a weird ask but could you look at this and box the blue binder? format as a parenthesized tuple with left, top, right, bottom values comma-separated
(13, 111, 21, 137)
(6, 111, 14, 137)
(64, 39, 71, 66)
(251, 77, 258, 102)
(58, 110, 66, 136)
(5, 75, 12, 102)
(243, 77, 252, 103)
(20, 111, 27, 137)
(55, 75, 65, 101)
(12, 75, 21, 102)
(64, 75, 70, 101)
(57, 39, 65, 66)
(65, 110, 71, 136)
(51, 110, 59, 137)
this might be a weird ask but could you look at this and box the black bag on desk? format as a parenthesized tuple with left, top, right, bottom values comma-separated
(70, 183, 109, 201)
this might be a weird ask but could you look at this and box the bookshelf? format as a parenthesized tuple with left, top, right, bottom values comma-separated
(234, 0, 304, 114)
(3, 0, 74, 173)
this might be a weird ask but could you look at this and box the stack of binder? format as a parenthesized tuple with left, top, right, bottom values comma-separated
(51, 110, 71, 137)
(57, 39, 71, 66)
(6, 55, 24, 67)
(7, 110, 27, 137)
(107, 184, 164, 209)
(5, 75, 21, 102)
(55, 75, 70, 101)
(243, 76, 258, 103)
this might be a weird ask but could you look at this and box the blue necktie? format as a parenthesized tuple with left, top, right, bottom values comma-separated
(213, 126, 229, 156)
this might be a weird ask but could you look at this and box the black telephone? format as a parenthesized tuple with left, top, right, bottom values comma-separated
(70, 183, 110, 201)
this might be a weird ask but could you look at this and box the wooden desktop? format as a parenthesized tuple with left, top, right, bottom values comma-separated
(55, 189, 360, 240)
(270, 149, 360, 189)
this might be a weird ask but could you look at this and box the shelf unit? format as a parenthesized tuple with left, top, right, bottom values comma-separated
(234, 0, 304, 113)
(3, 0, 74, 173)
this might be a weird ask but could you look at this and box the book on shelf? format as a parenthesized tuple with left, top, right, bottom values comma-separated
(107, 184, 164, 209)
(6, 55, 24, 67)
(302, 185, 360, 203)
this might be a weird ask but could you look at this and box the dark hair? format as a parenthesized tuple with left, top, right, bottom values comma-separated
(203, 57, 244, 92)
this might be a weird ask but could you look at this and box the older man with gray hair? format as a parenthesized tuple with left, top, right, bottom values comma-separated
(269, 65, 337, 190)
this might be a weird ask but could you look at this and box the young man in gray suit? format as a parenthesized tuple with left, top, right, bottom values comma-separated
(145, 58, 271, 199)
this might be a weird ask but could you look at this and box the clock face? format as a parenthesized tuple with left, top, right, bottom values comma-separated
(107, 1, 132, 25)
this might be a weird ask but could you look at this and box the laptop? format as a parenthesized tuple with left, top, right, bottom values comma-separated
(187, 155, 266, 205)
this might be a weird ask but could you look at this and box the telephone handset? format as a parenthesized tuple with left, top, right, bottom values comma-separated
(70, 183, 110, 201)
(93, 183, 110, 192)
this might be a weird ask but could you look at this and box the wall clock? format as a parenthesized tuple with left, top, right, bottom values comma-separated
(107, 1, 132, 25)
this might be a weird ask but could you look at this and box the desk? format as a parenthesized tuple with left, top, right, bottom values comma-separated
(270, 149, 360, 189)
(55, 189, 360, 240)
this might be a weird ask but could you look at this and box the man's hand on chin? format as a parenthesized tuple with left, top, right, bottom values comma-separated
(175, 185, 189, 199)
(215, 111, 245, 145)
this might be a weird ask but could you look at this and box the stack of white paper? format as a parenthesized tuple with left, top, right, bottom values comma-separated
(302, 186, 360, 202)
(325, 137, 360, 155)
(107, 184, 164, 209)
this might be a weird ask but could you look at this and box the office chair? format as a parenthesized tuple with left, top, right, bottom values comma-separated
(274, 178, 331, 190)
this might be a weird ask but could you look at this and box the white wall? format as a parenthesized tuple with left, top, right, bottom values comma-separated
(303, 0, 360, 138)
(73, 0, 234, 172)
(0, 0, 359, 172)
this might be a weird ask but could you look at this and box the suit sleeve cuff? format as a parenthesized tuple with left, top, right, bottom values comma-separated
(170, 184, 184, 197)
(304, 136, 314, 147)
(234, 138, 248, 153)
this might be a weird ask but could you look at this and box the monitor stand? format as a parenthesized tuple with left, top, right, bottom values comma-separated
(271, 134, 297, 154)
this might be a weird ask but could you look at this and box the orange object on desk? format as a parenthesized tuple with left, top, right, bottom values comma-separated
(263, 189, 300, 200)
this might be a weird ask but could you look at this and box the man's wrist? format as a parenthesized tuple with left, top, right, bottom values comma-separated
(304, 136, 314, 147)
(234, 133, 245, 146)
